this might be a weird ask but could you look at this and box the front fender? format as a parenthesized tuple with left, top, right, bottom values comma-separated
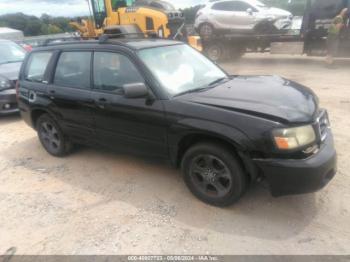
(167, 117, 255, 165)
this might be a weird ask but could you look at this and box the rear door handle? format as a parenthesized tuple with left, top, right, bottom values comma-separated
(98, 98, 107, 103)
(48, 89, 56, 99)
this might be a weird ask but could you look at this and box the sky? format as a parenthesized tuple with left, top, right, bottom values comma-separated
(0, 0, 205, 17)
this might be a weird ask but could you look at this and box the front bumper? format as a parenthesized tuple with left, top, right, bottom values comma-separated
(0, 89, 19, 115)
(254, 131, 337, 197)
(274, 18, 293, 30)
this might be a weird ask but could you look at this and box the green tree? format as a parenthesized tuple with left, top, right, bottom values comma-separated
(47, 24, 63, 34)
(181, 5, 204, 24)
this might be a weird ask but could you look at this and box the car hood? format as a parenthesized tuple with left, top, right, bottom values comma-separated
(178, 75, 318, 124)
(261, 7, 292, 18)
(0, 62, 22, 81)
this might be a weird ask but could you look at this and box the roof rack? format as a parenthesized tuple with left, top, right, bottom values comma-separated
(41, 37, 81, 47)
(98, 33, 146, 44)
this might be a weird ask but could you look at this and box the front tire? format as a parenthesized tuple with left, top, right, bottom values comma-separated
(199, 23, 214, 40)
(181, 143, 247, 207)
(36, 114, 72, 157)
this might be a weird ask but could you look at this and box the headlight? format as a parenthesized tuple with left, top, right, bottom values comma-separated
(273, 125, 316, 150)
(0, 75, 12, 91)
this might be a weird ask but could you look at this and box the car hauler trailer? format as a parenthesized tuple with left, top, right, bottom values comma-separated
(202, 0, 350, 61)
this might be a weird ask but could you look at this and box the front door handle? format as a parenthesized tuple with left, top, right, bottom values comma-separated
(96, 97, 108, 109)
(48, 89, 55, 99)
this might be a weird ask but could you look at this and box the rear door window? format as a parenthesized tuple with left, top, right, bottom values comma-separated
(233, 1, 253, 11)
(54, 52, 92, 89)
(25, 52, 53, 83)
(212, 1, 233, 11)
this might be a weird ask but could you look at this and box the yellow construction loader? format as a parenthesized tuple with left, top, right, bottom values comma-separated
(70, 0, 188, 40)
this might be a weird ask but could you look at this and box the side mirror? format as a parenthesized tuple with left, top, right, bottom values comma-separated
(247, 8, 253, 15)
(123, 83, 149, 99)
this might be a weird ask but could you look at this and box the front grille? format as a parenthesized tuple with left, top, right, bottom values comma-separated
(315, 109, 330, 142)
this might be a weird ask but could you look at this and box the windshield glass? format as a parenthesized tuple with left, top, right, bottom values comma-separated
(138, 45, 227, 96)
(0, 41, 26, 65)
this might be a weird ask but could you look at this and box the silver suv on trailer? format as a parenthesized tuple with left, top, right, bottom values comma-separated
(195, 0, 293, 38)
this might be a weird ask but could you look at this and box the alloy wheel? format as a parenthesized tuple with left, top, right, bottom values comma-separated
(189, 154, 232, 198)
(39, 121, 61, 152)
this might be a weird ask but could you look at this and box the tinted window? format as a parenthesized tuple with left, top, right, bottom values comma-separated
(93, 52, 144, 92)
(54, 52, 91, 89)
(25, 52, 53, 83)
(212, 1, 252, 12)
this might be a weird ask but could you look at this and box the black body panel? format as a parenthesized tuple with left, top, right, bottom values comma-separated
(17, 40, 337, 197)
(254, 131, 337, 197)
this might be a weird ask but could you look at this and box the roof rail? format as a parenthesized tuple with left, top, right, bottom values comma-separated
(41, 37, 81, 47)
(98, 33, 146, 43)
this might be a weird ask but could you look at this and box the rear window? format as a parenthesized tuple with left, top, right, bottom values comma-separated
(54, 52, 91, 89)
(25, 52, 53, 83)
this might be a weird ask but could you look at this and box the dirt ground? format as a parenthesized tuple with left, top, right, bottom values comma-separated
(0, 54, 349, 255)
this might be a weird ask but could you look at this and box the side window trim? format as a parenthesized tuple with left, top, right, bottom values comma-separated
(92, 50, 146, 95)
(46, 50, 61, 84)
(52, 50, 93, 90)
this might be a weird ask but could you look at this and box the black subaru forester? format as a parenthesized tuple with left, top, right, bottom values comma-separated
(17, 38, 337, 206)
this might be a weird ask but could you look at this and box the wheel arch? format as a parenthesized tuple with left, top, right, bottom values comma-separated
(173, 132, 259, 182)
(30, 108, 57, 130)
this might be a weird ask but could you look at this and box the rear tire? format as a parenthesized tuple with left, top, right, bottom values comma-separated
(203, 42, 230, 62)
(181, 142, 247, 207)
(36, 114, 72, 157)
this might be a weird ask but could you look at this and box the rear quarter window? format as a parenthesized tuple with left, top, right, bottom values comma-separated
(25, 52, 53, 83)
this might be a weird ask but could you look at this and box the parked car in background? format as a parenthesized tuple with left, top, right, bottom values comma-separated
(0, 39, 26, 114)
(0, 27, 24, 42)
(195, 0, 293, 39)
(18, 38, 336, 206)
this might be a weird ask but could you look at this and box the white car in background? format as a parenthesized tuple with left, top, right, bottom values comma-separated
(195, 0, 293, 38)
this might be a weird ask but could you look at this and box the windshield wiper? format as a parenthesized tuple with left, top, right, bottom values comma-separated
(207, 76, 230, 87)
(174, 77, 231, 97)
(174, 87, 212, 97)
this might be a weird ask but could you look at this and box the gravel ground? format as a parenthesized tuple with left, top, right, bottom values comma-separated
(0, 54, 349, 255)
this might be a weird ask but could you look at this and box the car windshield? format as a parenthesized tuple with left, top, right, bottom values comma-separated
(0, 41, 26, 65)
(138, 45, 227, 96)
